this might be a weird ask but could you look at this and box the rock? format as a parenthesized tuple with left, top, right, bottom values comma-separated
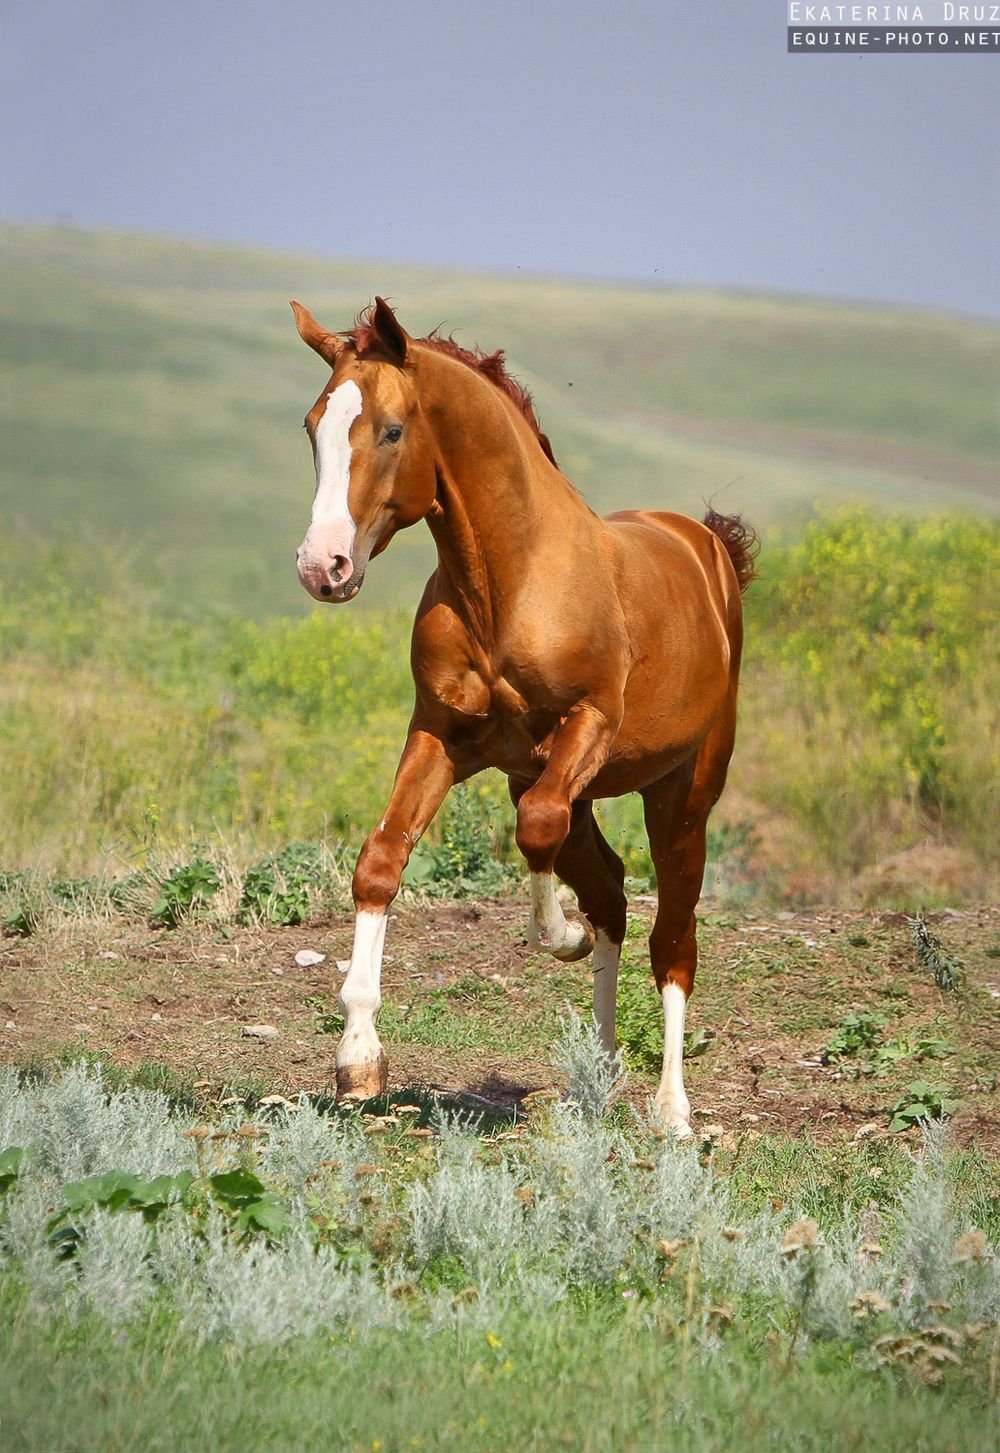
(294, 949, 326, 968)
(243, 1023, 279, 1041)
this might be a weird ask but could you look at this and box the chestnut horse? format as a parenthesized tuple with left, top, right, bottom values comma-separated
(291, 297, 756, 1135)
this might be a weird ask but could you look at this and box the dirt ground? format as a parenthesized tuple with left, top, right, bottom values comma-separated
(2, 897, 998, 1148)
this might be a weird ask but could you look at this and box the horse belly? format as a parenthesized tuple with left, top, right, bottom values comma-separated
(591, 609, 733, 795)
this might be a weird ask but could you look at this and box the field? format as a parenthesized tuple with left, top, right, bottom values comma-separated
(2, 509, 997, 897)
(2, 226, 999, 1449)
(1, 921, 999, 1450)
(3, 224, 999, 618)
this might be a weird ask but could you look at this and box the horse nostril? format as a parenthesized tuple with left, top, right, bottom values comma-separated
(330, 556, 351, 584)
(320, 584, 332, 597)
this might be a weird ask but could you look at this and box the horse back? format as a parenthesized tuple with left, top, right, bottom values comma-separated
(602, 509, 744, 633)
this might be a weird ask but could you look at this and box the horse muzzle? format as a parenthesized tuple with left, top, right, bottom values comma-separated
(296, 548, 365, 603)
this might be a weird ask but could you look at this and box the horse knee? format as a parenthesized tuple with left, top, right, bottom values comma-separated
(353, 827, 407, 912)
(516, 789, 572, 874)
(649, 916, 697, 996)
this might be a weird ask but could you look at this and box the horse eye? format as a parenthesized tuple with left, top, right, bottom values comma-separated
(384, 425, 403, 445)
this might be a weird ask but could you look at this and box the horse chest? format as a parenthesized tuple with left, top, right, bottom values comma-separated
(422, 665, 562, 774)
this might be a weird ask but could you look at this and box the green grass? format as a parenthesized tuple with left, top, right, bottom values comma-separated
(3, 1297, 997, 1453)
(3, 223, 998, 619)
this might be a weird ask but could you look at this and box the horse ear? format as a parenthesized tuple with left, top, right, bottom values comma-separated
(290, 301, 342, 367)
(371, 296, 409, 366)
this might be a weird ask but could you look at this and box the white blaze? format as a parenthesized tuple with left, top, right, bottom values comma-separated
(304, 379, 364, 556)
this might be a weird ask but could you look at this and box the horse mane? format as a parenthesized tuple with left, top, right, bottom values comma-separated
(344, 306, 558, 467)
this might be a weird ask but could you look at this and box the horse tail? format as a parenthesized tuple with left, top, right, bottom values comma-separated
(702, 508, 759, 594)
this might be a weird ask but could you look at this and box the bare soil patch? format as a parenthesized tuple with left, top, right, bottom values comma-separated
(2, 898, 998, 1147)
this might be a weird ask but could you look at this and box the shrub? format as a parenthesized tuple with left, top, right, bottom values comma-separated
(150, 856, 221, 927)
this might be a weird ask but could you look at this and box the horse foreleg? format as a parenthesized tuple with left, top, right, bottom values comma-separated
(514, 705, 618, 967)
(337, 728, 456, 1100)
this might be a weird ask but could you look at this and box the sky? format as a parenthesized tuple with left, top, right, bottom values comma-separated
(2, 0, 998, 318)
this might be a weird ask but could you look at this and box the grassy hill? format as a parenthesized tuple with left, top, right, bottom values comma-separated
(3, 224, 998, 617)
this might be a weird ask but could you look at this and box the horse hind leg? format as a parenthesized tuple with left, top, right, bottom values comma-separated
(552, 802, 628, 1054)
(642, 721, 735, 1136)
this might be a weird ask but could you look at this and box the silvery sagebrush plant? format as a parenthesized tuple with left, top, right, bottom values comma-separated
(167, 1210, 395, 1347)
(0, 1061, 190, 1182)
(0, 1173, 74, 1314)
(892, 1121, 957, 1322)
(72, 1206, 155, 1325)
(529, 1020, 632, 1284)
(257, 1094, 363, 1195)
(550, 1009, 625, 1119)
(2, 1062, 998, 1353)
(407, 1111, 525, 1281)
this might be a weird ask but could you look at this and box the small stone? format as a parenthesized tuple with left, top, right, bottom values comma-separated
(5, 1021, 16, 1031)
(243, 1023, 279, 1041)
(294, 949, 326, 968)
(150, 1013, 162, 1023)
(336, 959, 351, 973)
(271, 966, 284, 977)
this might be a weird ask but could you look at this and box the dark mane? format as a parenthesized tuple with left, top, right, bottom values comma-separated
(344, 306, 557, 467)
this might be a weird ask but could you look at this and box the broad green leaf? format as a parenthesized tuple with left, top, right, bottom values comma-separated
(0, 1146, 25, 1193)
(209, 1169, 267, 1207)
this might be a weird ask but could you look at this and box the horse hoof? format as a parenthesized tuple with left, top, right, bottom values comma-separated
(336, 1053, 389, 1102)
(553, 920, 596, 963)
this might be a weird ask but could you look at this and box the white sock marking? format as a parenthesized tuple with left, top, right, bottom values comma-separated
(592, 930, 620, 1055)
(527, 873, 592, 960)
(337, 909, 387, 1071)
(655, 981, 692, 1136)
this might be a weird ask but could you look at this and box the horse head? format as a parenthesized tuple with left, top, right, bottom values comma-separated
(291, 297, 437, 603)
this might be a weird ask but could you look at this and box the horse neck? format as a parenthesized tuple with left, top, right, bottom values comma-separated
(417, 350, 586, 642)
